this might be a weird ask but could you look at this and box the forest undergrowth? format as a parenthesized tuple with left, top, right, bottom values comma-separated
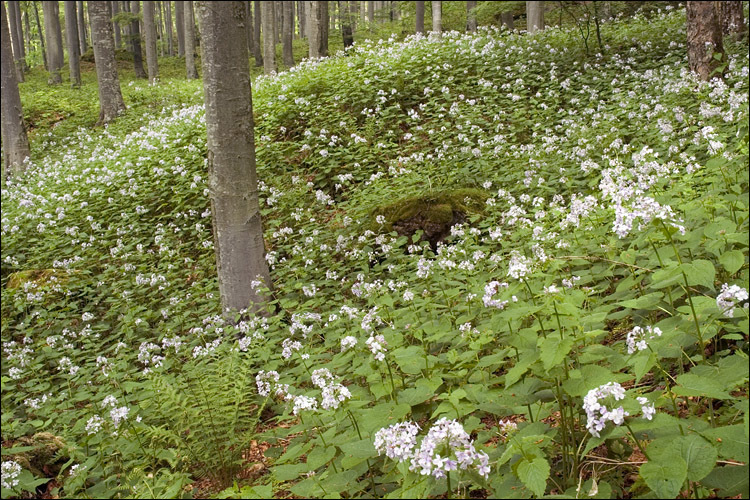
(1, 5, 749, 499)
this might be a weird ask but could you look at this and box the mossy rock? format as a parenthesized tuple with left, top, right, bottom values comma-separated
(9, 432, 67, 478)
(372, 188, 488, 250)
(6, 269, 69, 290)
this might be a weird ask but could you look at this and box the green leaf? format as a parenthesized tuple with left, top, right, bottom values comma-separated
(700, 425, 749, 462)
(681, 260, 715, 289)
(514, 456, 549, 497)
(629, 350, 657, 382)
(673, 373, 733, 399)
(539, 336, 573, 373)
(675, 434, 717, 481)
(719, 250, 744, 275)
(392, 346, 427, 375)
(701, 465, 749, 498)
(306, 445, 336, 470)
(273, 463, 305, 481)
(338, 438, 377, 459)
(640, 455, 687, 498)
(620, 292, 663, 309)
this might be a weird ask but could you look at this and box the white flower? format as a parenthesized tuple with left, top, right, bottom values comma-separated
(625, 326, 662, 354)
(1, 461, 22, 490)
(716, 283, 749, 318)
(340, 336, 358, 352)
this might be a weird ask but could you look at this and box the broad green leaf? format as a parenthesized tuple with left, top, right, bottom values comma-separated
(620, 292, 663, 309)
(306, 445, 336, 470)
(700, 425, 749, 462)
(539, 336, 574, 373)
(514, 456, 549, 498)
(681, 260, 715, 289)
(673, 373, 733, 399)
(676, 434, 717, 481)
(701, 465, 749, 498)
(640, 455, 687, 498)
(719, 250, 744, 274)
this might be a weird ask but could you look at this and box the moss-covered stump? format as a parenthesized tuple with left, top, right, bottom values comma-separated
(5, 269, 70, 290)
(373, 188, 488, 250)
(8, 432, 67, 479)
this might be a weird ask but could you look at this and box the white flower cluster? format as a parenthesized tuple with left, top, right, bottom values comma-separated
(716, 283, 749, 318)
(583, 382, 628, 437)
(482, 280, 509, 309)
(256, 370, 281, 396)
(340, 336, 358, 351)
(625, 325, 662, 354)
(507, 252, 532, 281)
(1, 460, 22, 490)
(311, 368, 352, 410)
(374, 418, 490, 480)
(366, 334, 388, 362)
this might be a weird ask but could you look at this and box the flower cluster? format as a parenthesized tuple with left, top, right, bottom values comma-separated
(1, 460, 22, 490)
(583, 382, 628, 437)
(482, 281, 509, 309)
(625, 325, 662, 354)
(716, 283, 749, 318)
(373, 418, 490, 480)
(366, 334, 388, 362)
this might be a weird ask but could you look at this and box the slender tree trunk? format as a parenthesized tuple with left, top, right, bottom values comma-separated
(721, 1, 745, 37)
(340, 0, 353, 47)
(184, 0, 197, 78)
(501, 10, 514, 30)
(197, 0, 272, 316)
(686, 1, 724, 81)
(129, 1, 148, 77)
(245, 1, 254, 54)
(526, 1, 544, 33)
(298, 0, 305, 37)
(112, 0, 122, 48)
(466, 0, 477, 32)
(77, 0, 87, 53)
(33, 1, 48, 70)
(261, 1, 275, 73)
(42, 1, 64, 84)
(415, 0, 424, 33)
(88, 0, 126, 124)
(165, 0, 173, 55)
(156, 1, 164, 56)
(282, 0, 294, 66)
(143, 1, 159, 81)
(1, 1, 31, 178)
(367, 0, 373, 23)
(8, 1, 25, 81)
(175, 0, 185, 55)
(273, 0, 280, 43)
(24, 8, 33, 62)
(253, 0, 262, 65)
(64, 1, 81, 86)
(431, 1, 441, 33)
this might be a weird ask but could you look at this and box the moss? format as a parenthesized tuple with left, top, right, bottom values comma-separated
(6, 269, 69, 290)
(9, 432, 67, 478)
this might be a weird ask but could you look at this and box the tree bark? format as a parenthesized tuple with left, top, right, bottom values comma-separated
(466, 0, 477, 32)
(367, 0, 373, 23)
(64, 1, 81, 86)
(431, 1, 441, 33)
(721, 1, 745, 37)
(143, 0, 159, 81)
(129, 1, 148, 78)
(184, 0, 197, 78)
(501, 10, 514, 30)
(196, 0, 272, 316)
(261, 1, 275, 73)
(686, 1, 724, 81)
(77, 0, 87, 52)
(33, 1, 48, 70)
(8, 1, 25, 80)
(415, 0, 424, 33)
(165, 0, 173, 55)
(88, 0, 126, 124)
(175, 0, 185, 55)
(298, 0, 305, 37)
(1, 1, 31, 178)
(253, 0, 262, 65)
(282, 0, 294, 65)
(112, 0, 121, 48)
(340, 0, 353, 47)
(308, 0, 327, 57)
(42, 1, 64, 84)
(245, 1, 254, 54)
(526, 1, 544, 33)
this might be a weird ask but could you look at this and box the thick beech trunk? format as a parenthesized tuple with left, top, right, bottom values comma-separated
(686, 1, 724, 81)
(261, 0, 275, 73)
(197, 0, 272, 315)
(143, 0, 159, 81)
(282, 0, 294, 65)
(415, 0, 424, 33)
(64, 1, 81, 86)
(431, 1, 441, 33)
(466, 0, 477, 32)
(298, 0, 305, 37)
(88, 0, 126, 124)
(307, 0, 327, 57)
(526, 0, 544, 33)
(129, 1, 148, 78)
(1, 1, 31, 177)
(340, 0, 353, 47)
(42, 1, 64, 84)
(184, 0, 197, 78)
(8, 1, 25, 80)
(175, 0, 185, 55)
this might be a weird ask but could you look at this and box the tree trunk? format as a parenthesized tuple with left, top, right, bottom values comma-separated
(308, 0, 327, 57)
(184, 0, 197, 78)
(367, 0, 373, 23)
(7, 1, 24, 81)
(526, 1, 544, 33)
(340, 0, 353, 47)
(253, 0, 262, 65)
(245, 1, 254, 54)
(112, 0, 121, 48)
(77, 0, 87, 52)
(298, 0, 305, 37)
(721, 1, 745, 37)
(501, 10, 514, 30)
(686, 1, 724, 81)
(64, 1, 81, 86)
(156, 1, 164, 56)
(129, 1, 148, 78)
(261, 1, 275, 72)
(175, 0, 185, 55)
(42, 1, 64, 84)
(282, 0, 294, 66)
(143, 1, 159, 81)
(33, 1, 48, 70)
(196, 0, 272, 316)
(431, 1, 441, 33)
(88, 0, 126, 124)
(415, 0, 424, 33)
(24, 8, 34, 62)
(1, 1, 31, 178)
(466, 0, 477, 32)
(165, 0, 173, 55)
